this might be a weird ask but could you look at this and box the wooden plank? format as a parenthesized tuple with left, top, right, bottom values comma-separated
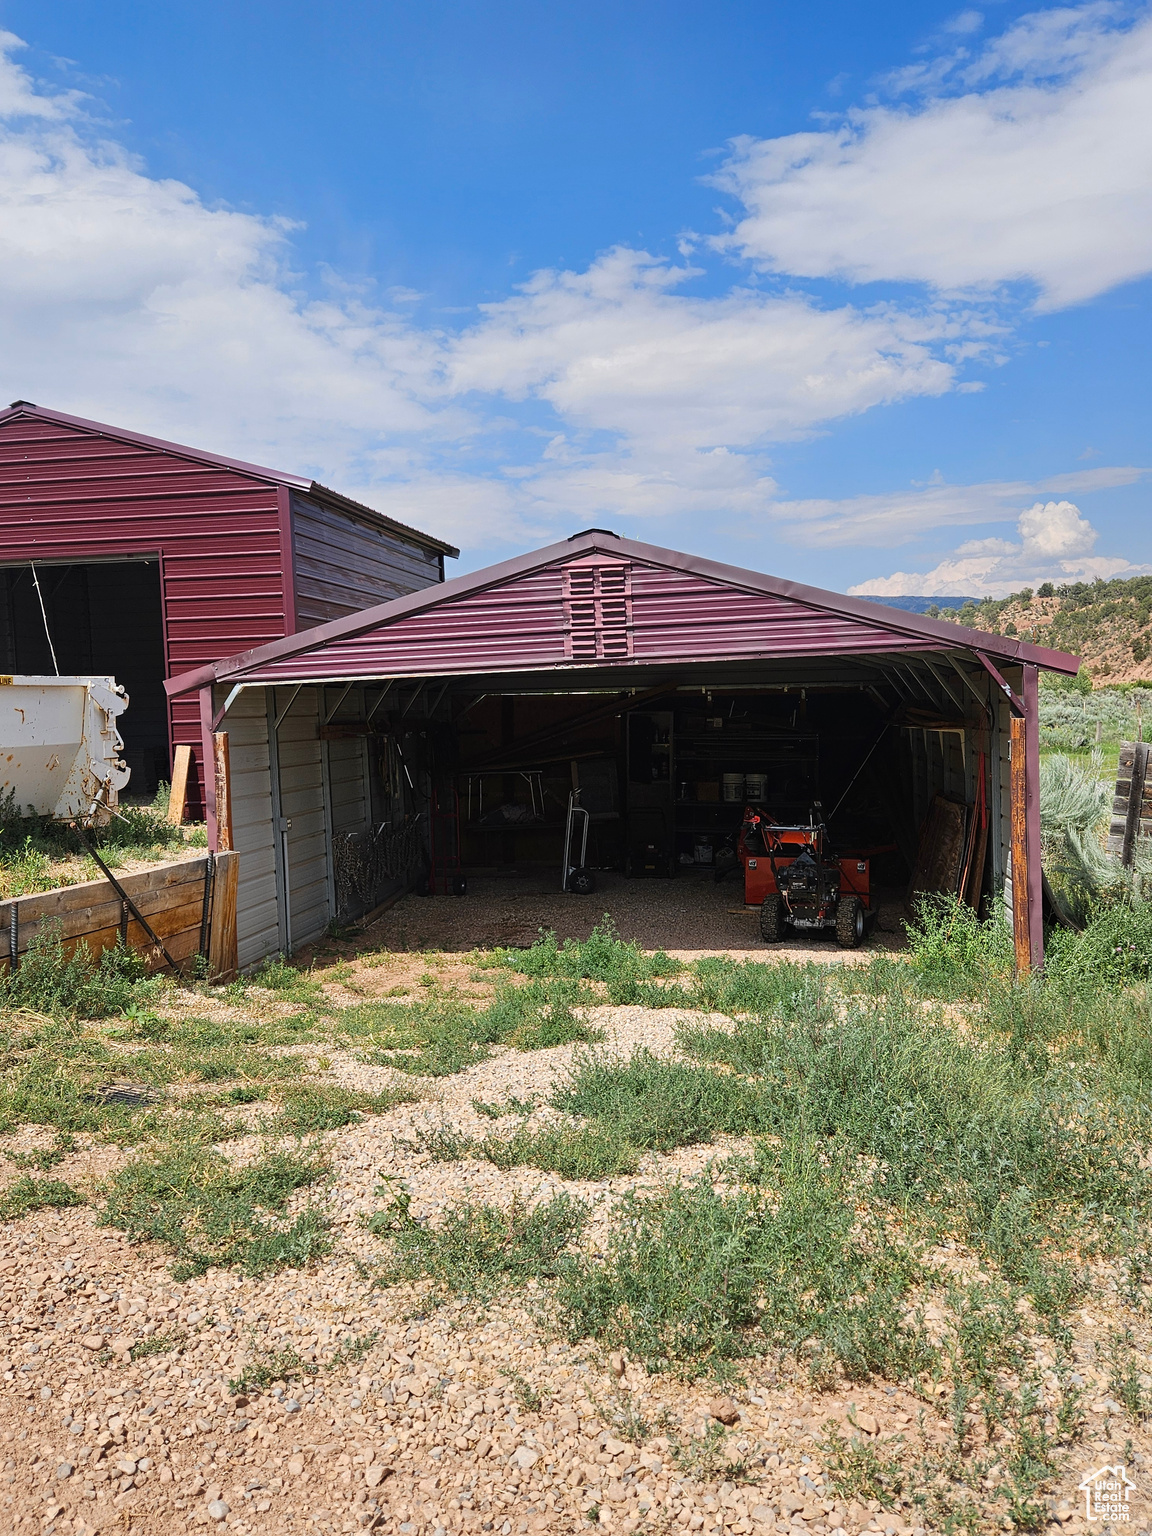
(16, 880, 211, 947)
(1010, 713, 1031, 974)
(208, 850, 239, 981)
(168, 744, 193, 825)
(13, 857, 210, 926)
(213, 732, 234, 853)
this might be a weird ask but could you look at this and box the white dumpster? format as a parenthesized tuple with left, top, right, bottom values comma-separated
(0, 675, 130, 823)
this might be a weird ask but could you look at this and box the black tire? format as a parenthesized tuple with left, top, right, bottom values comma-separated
(414, 870, 433, 897)
(836, 895, 865, 948)
(760, 893, 783, 943)
(568, 867, 596, 896)
(452, 875, 468, 897)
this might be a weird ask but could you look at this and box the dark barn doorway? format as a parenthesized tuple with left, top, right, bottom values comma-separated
(0, 558, 169, 794)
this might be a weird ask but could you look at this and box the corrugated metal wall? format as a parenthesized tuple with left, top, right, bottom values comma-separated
(271, 686, 330, 950)
(292, 493, 443, 627)
(224, 689, 281, 969)
(0, 414, 287, 793)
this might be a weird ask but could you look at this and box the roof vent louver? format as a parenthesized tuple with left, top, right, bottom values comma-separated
(562, 559, 632, 661)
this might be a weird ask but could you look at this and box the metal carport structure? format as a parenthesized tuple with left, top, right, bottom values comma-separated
(165, 530, 1080, 972)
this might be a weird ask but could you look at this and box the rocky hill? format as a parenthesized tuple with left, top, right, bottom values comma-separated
(927, 574, 1152, 683)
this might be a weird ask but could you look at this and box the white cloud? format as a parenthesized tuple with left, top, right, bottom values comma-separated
(847, 499, 1151, 596)
(712, 4, 1152, 309)
(0, 16, 1143, 572)
(767, 464, 1147, 547)
(0, 34, 973, 550)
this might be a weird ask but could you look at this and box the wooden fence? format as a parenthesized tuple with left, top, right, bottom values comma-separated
(2, 851, 239, 981)
(1108, 742, 1152, 869)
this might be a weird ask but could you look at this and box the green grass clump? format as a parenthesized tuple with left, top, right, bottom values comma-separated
(130, 1331, 185, 1362)
(679, 988, 1147, 1313)
(553, 1048, 764, 1151)
(487, 916, 681, 989)
(382, 1192, 587, 1297)
(99, 1143, 330, 1280)
(267, 1083, 417, 1135)
(556, 1137, 927, 1377)
(472, 1095, 537, 1118)
(0, 1174, 86, 1221)
(229, 1341, 318, 1396)
(477, 978, 604, 1051)
(480, 1122, 640, 1179)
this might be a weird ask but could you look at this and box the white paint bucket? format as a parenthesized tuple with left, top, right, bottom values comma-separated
(721, 773, 745, 802)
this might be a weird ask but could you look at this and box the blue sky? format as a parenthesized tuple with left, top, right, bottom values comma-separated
(0, 0, 1149, 594)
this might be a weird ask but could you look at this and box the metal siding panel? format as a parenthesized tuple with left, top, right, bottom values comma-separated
(292, 493, 441, 628)
(0, 417, 444, 802)
(220, 689, 280, 969)
(275, 688, 328, 947)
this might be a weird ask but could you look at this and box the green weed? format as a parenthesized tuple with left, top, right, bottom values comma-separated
(556, 1139, 929, 1378)
(130, 1331, 186, 1362)
(382, 1192, 587, 1297)
(266, 1083, 418, 1135)
(553, 1048, 763, 1151)
(0, 1174, 85, 1221)
(480, 1122, 640, 1179)
(99, 1143, 330, 1279)
(1, 924, 160, 1018)
(229, 1341, 318, 1396)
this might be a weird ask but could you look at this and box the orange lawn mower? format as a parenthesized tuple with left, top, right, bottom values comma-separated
(740, 805, 873, 948)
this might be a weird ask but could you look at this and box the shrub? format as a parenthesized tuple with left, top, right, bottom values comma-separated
(1, 922, 156, 1018)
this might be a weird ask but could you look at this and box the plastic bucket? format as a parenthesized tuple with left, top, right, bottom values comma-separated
(744, 772, 767, 800)
(721, 773, 745, 802)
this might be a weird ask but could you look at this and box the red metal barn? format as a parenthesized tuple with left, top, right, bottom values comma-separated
(0, 402, 456, 809)
(167, 530, 1079, 973)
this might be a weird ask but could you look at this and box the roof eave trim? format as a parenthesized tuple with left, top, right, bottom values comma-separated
(0, 402, 313, 489)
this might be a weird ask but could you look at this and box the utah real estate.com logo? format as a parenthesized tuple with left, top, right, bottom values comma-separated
(1079, 1465, 1136, 1522)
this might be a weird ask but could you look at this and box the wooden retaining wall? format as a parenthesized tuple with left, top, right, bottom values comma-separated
(2, 851, 239, 981)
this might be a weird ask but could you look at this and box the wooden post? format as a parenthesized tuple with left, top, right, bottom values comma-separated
(167, 744, 192, 825)
(1010, 666, 1044, 975)
(212, 731, 234, 853)
(208, 849, 239, 980)
(1010, 713, 1031, 974)
(1023, 665, 1044, 970)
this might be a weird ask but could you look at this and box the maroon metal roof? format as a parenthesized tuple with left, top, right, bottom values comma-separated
(166, 530, 1082, 695)
(0, 403, 459, 557)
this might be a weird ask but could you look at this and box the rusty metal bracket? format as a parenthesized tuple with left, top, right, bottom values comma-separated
(69, 822, 184, 975)
(974, 651, 1025, 716)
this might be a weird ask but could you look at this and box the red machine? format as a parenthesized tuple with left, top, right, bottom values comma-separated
(739, 806, 870, 947)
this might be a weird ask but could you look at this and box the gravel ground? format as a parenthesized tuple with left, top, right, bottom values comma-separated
(0, 916, 1145, 1536)
(300, 873, 909, 969)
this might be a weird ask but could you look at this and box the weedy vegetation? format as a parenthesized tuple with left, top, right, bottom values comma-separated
(3, 887, 1152, 1530)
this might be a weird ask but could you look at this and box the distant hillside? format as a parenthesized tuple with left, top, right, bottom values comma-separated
(904, 574, 1152, 683)
(857, 595, 979, 615)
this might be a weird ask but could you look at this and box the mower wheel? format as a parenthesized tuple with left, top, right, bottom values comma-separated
(760, 894, 784, 943)
(569, 867, 596, 896)
(452, 875, 468, 897)
(836, 895, 865, 948)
